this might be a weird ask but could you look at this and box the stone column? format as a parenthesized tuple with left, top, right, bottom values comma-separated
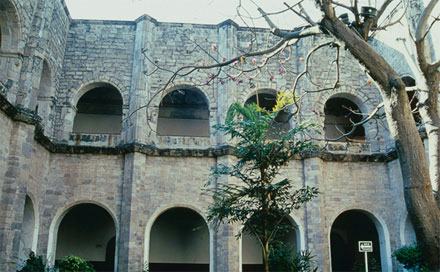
(212, 155, 241, 272)
(302, 157, 331, 270)
(0, 122, 34, 271)
(215, 20, 239, 146)
(117, 152, 148, 271)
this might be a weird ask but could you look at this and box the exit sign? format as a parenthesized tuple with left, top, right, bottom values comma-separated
(359, 241, 373, 252)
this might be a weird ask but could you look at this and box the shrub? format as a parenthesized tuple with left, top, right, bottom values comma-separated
(19, 251, 46, 272)
(269, 241, 318, 272)
(56, 255, 95, 272)
(392, 244, 429, 272)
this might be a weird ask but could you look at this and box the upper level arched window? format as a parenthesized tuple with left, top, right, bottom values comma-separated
(0, 0, 21, 51)
(72, 84, 123, 134)
(157, 88, 209, 137)
(245, 91, 290, 131)
(324, 97, 365, 142)
(35, 60, 52, 116)
(402, 76, 421, 125)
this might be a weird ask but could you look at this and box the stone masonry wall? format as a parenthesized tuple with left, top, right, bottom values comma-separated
(56, 20, 136, 141)
(36, 152, 124, 264)
(0, 111, 13, 192)
(0, 0, 420, 271)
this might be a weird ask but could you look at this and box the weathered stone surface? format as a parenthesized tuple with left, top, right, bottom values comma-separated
(0, 0, 418, 271)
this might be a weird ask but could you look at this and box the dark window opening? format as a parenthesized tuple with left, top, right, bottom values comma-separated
(245, 92, 290, 131)
(157, 89, 209, 137)
(402, 76, 421, 125)
(324, 98, 365, 142)
(73, 85, 123, 134)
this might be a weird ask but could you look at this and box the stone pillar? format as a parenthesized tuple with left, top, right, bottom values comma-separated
(0, 122, 34, 271)
(302, 157, 331, 270)
(127, 16, 157, 144)
(15, 0, 47, 111)
(213, 223, 241, 272)
(16, 55, 44, 110)
(117, 152, 147, 271)
(212, 155, 241, 272)
(215, 20, 239, 146)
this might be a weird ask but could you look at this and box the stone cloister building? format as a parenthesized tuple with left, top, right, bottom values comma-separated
(0, 0, 420, 271)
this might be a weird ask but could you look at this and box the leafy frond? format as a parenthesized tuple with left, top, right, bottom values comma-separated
(204, 98, 320, 272)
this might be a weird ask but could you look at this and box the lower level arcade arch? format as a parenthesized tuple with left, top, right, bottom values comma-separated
(330, 210, 388, 272)
(55, 203, 116, 272)
(242, 218, 299, 272)
(17, 196, 38, 270)
(149, 207, 210, 271)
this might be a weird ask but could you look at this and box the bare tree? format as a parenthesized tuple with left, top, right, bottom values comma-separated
(317, 0, 440, 269)
(139, 0, 440, 269)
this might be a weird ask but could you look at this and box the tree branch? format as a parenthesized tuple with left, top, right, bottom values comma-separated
(283, 2, 317, 26)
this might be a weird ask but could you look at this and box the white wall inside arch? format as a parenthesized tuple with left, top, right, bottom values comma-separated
(241, 216, 300, 265)
(17, 196, 36, 269)
(402, 214, 417, 245)
(149, 207, 210, 264)
(242, 232, 263, 264)
(0, 0, 21, 51)
(55, 204, 116, 262)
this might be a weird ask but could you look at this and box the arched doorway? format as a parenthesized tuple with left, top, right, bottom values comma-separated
(149, 207, 210, 271)
(55, 204, 116, 272)
(330, 210, 382, 272)
(73, 84, 123, 134)
(17, 196, 37, 270)
(242, 218, 298, 272)
(157, 88, 210, 137)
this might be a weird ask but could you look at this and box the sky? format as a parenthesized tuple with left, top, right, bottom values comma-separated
(63, 0, 438, 55)
(63, 0, 313, 28)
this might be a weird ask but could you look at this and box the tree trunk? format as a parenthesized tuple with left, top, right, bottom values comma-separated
(418, 82, 440, 205)
(320, 11, 440, 269)
(263, 239, 270, 272)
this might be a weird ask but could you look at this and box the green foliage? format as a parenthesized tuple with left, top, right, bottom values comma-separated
(56, 255, 95, 272)
(19, 251, 46, 272)
(269, 241, 318, 272)
(204, 101, 319, 271)
(392, 244, 429, 271)
(352, 257, 381, 272)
